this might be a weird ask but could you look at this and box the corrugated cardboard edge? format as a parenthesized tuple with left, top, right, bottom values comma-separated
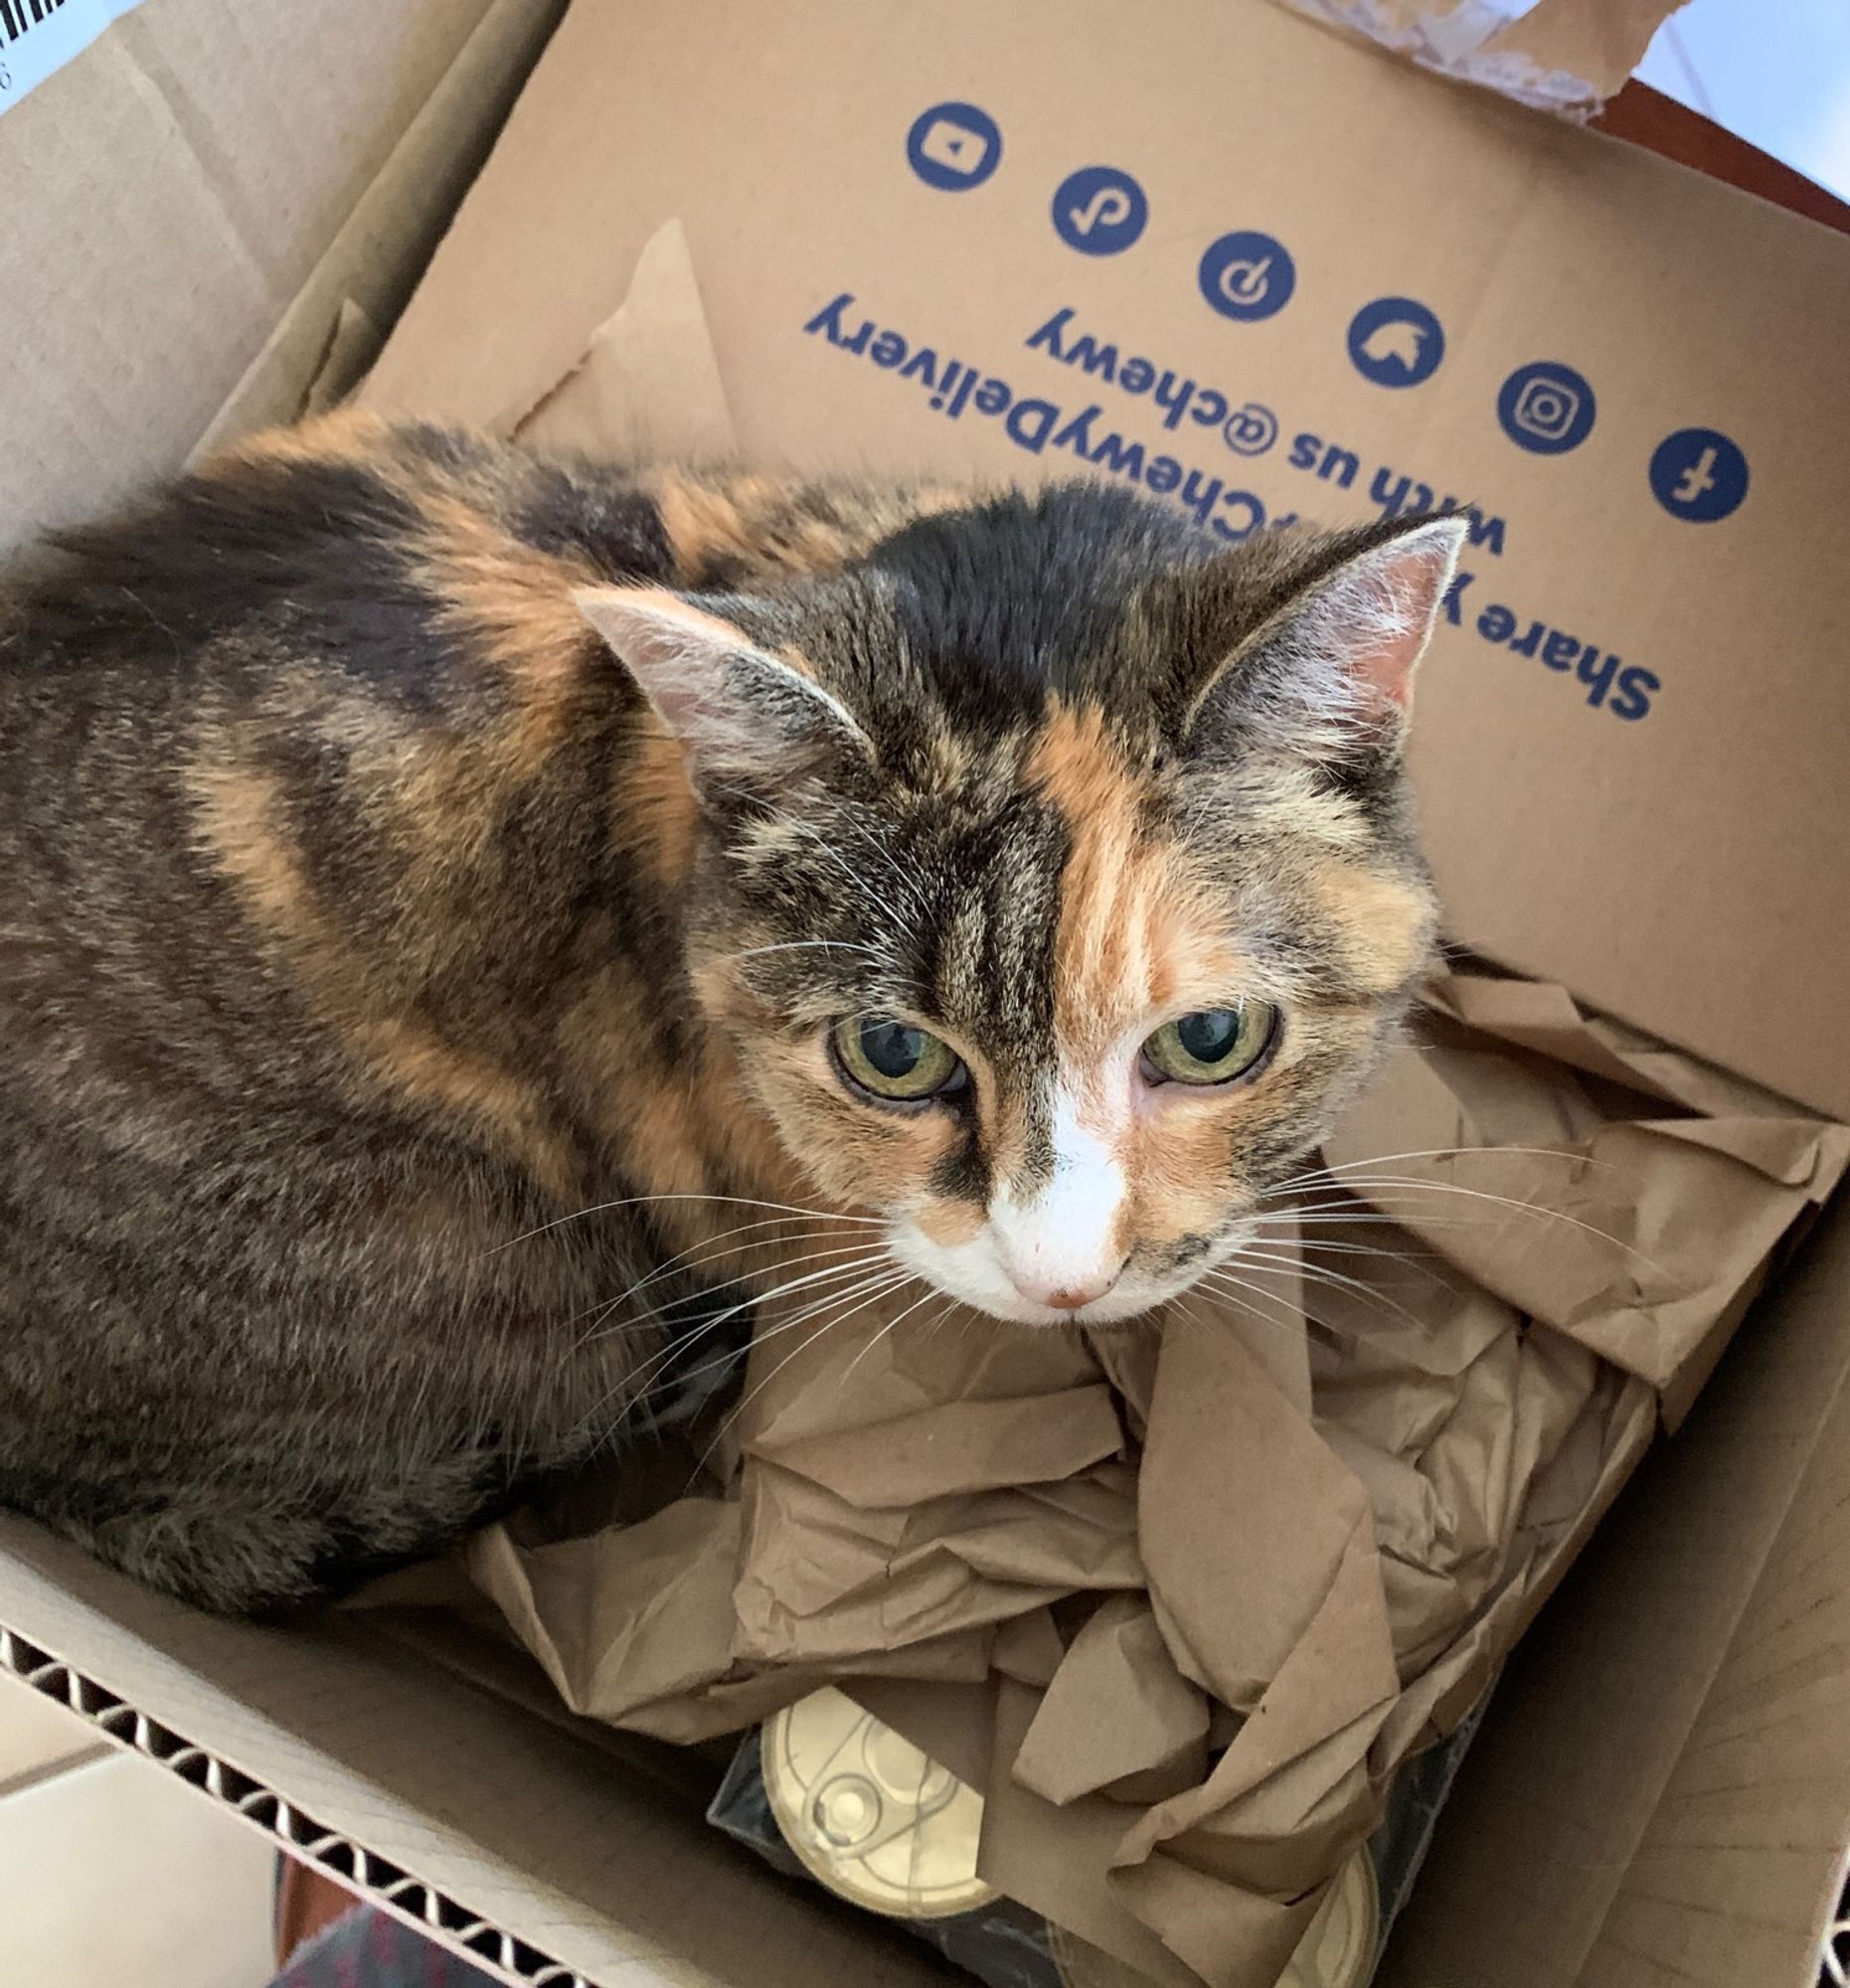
(0, 1623, 575, 1988)
(190, 0, 570, 457)
(0, 1514, 951, 1988)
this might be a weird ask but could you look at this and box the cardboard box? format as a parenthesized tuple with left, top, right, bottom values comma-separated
(4, 3, 1850, 1986)
(0, 0, 568, 554)
(364, 0, 1850, 1130)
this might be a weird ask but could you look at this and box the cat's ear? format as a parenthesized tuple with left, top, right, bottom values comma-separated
(575, 586, 871, 789)
(1182, 515, 1466, 765)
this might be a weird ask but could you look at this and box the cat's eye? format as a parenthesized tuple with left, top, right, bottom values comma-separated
(1141, 1003, 1279, 1086)
(831, 1016, 966, 1103)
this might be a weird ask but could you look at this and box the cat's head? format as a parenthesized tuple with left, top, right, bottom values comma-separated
(580, 486, 1460, 1326)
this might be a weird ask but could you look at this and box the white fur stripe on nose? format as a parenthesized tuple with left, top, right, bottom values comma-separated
(990, 1089, 1126, 1302)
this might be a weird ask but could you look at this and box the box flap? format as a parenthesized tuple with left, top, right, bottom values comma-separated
(1272, 0, 1687, 114)
(0, 1518, 953, 1988)
(1378, 1192, 1850, 1987)
(0, 0, 512, 555)
(191, 0, 568, 452)
(363, 0, 1850, 1118)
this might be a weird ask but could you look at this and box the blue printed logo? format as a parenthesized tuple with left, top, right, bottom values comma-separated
(1346, 296, 1445, 389)
(1222, 404, 1277, 456)
(906, 102, 1003, 191)
(1497, 362, 1597, 455)
(1197, 232, 1296, 322)
(1648, 427, 1750, 523)
(1051, 166, 1148, 255)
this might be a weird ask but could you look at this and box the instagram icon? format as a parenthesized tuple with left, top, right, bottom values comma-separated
(1498, 361, 1598, 455)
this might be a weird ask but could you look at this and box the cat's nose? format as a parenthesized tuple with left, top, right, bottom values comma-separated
(1011, 1268, 1121, 1313)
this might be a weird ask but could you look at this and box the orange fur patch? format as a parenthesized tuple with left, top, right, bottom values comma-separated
(1308, 858, 1433, 998)
(1030, 705, 1233, 1079)
(413, 493, 602, 782)
(209, 408, 393, 474)
(650, 471, 973, 586)
(354, 1015, 576, 1203)
(187, 738, 577, 1199)
(557, 960, 828, 1281)
(1028, 704, 1286, 1253)
(616, 721, 704, 894)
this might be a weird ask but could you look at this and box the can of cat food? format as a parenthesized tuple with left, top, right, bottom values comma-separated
(762, 1686, 1379, 1984)
(759, 1686, 1000, 1920)
(1048, 1848, 1380, 1988)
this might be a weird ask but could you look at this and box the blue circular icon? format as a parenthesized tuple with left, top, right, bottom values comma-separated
(1497, 361, 1598, 455)
(1648, 426, 1750, 523)
(1051, 165, 1148, 255)
(906, 102, 1003, 192)
(1346, 296, 1445, 389)
(1198, 231, 1296, 322)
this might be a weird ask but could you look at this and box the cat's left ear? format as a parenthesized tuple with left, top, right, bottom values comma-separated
(1183, 515, 1466, 765)
(576, 586, 872, 791)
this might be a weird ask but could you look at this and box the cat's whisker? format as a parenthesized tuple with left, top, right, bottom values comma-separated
(690, 1270, 927, 1480)
(1249, 1235, 1450, 1275)
(567, 1219, 892, 1337)
(1223, 1247, 1431, 1333)
(640, 1268, 914, 1409)
(1193, 1267, 1306, 1334)
(1265, 1176, 1664, 1275)
(833, 1280, 945, 1392)
(568, 1237, 893, 1354)
(487, 1192, 883, 1257)
(1253, 1203, 1487, 1230)
(1267, 1146, 1618, 1195)
(1193, 1271, 1358, 1351)
(570, 1263, 911, 1453)
(584, 1251, 897, 1414)
(1202, 1282, 1363, 1353)
(598, 1245, 896, 1364)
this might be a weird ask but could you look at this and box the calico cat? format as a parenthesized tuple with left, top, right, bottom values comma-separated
(0, 413, 1460, 1613)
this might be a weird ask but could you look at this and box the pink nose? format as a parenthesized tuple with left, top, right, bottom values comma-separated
(1014, 1272, 1120, 1314)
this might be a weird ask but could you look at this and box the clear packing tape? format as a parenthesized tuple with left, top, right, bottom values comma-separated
(455, 974, 1847, 1988)
(1267, 0, 1690, 118)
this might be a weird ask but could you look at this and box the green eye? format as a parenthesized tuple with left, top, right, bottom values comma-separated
(831, 1016, 965, 1102)
(1141, 1004, 1279, 1086)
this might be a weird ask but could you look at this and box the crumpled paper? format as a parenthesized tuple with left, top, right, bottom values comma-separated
(1270, 0, 1689, 118)
(450, 973, 1846, 1988)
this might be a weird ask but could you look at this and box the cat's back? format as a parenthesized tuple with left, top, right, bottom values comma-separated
(0, 418, 940, 1609)
(0, 420, 696, 1609)
(0, 418, 666, 1116)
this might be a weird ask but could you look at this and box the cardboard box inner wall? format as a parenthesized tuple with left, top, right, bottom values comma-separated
(2, 3, 1850, 1987)
(0, 0, 567, 556)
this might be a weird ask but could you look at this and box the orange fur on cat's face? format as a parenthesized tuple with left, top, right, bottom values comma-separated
(587, 494, 1458, 1327)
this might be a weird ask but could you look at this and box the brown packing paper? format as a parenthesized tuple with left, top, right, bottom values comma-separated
(458, 969, 1844, 1988)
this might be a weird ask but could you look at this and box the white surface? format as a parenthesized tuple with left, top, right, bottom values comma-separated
(0, 1690, 275, 1988)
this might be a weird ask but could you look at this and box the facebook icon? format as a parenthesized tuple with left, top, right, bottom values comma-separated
(1649, 426, 1750, 523)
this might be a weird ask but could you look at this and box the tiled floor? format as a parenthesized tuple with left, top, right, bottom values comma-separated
(0, 1670, 277, 1986)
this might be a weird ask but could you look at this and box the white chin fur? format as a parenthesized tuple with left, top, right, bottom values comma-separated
(887, 1221, 1205, 1329)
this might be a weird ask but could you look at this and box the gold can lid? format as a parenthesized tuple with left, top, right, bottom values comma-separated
(760, 1687, 1000, 1921)
(1279, 1851, 1380, 1988)
(1050, 1848, 1380, 1988)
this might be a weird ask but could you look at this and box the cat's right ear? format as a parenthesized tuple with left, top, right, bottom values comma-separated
(575, 587, 872, 792)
